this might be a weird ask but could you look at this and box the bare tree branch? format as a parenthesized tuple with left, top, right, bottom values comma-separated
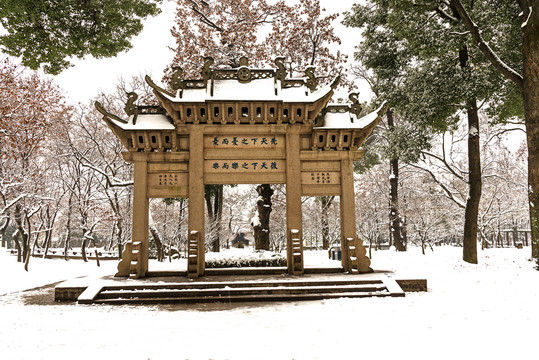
(408, 162, 466, 209)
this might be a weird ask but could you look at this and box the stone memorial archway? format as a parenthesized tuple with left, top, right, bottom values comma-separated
(96, 57, 387, 279)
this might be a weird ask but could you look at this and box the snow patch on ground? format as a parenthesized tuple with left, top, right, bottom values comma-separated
(1, 246, 537, 359)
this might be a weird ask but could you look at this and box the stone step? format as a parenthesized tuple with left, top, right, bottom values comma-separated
(97, 283, 387, 300)
(92, 291, 392, 305)
(103, 278, 382, 290)
(82, 278, 405, 304)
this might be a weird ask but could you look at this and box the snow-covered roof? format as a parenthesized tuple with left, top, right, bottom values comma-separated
(154, 77, 333, 104)
(314, 103, 387, 130)
(110, 114, 175, 131)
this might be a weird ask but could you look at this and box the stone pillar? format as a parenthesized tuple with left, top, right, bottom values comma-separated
(132, 152, 149, 276)
(340, 153, 371, 273)
(189, 126, 205, 276)
(286, 125, 303, 275)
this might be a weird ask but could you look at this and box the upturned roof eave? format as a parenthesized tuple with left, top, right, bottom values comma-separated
(313, 102, 388, 130)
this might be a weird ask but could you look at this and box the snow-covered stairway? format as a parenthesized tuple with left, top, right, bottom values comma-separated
(78, 278, 405, 305)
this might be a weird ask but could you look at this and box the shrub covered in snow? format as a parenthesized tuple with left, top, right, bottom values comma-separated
(205, 250, 286, 268)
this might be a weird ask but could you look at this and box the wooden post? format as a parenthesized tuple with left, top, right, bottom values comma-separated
(286, 125, 303, 275)
(132, 152, 149, 276)
(340, 153, 371, 273)
(189, 126, 205, 276)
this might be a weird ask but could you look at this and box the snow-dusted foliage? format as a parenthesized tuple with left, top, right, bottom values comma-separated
(354, 113, 528, 252)
(205, 249, 286, 268)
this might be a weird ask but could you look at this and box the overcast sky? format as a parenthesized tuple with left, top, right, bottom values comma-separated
(54, 0, 371, 104)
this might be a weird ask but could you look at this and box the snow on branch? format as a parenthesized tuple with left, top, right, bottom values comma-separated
(409, 163, 466, 209)
(74, 152, 133, 187)
(436, 6, 458, 23)
(521, 6, 532, 28)
(450, 0, 523, 88)
(1, 194, 26, 215)
(188, 0, 223, 32)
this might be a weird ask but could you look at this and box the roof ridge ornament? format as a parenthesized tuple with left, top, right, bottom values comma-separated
(275, 57, 286, 82)
(95, 101, 128, 124)
(170, 66, 183, 91)
(348, 92, 362, 116)
(304, 66, 317, 91)
(378, 101, 390, 117)
(124, 92, 138, 116)
(145, 75, 176, 98)
(201, 57, 214, 81)
(237, 65, 252, 83)
(124, 92, 139, 124)
(237, 56, 252, 83)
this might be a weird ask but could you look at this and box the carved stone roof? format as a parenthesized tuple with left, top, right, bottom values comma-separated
(145, 56, 339, 105)
(158, 77, 335, 103)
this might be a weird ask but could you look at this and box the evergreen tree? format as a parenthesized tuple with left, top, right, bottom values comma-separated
(344, 1, 512, 263)
(444, 0, 539, 265)
(0, 0, 162, 74)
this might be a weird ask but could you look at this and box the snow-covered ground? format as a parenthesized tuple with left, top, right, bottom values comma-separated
(1, 246, 537, 360)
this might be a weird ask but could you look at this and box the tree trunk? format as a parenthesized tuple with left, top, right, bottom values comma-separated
(462, 98, 481, 264)
(205, 185, 223, 252)
(43, 230, 52, 258)
(81, 236, 89, 262)
(215, 185, 223, 251)
(64, 193, 73, 261)
(150, 225, 165, 261)
(320, 196, 334, 250)
(387, 109, 407, 251)
(178, 198, 186, 256)
(450, 0, 538, 265)
(94, 247, 101, 267)
(0, 217, 10, 248)
(254, 184, 273, 250)
(107, 221, 116, 252)
(14, 204, 29, 263)
(14, 235, 22, 262)
(522, 5, 539, 263)
(116, 219, 123, 259)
